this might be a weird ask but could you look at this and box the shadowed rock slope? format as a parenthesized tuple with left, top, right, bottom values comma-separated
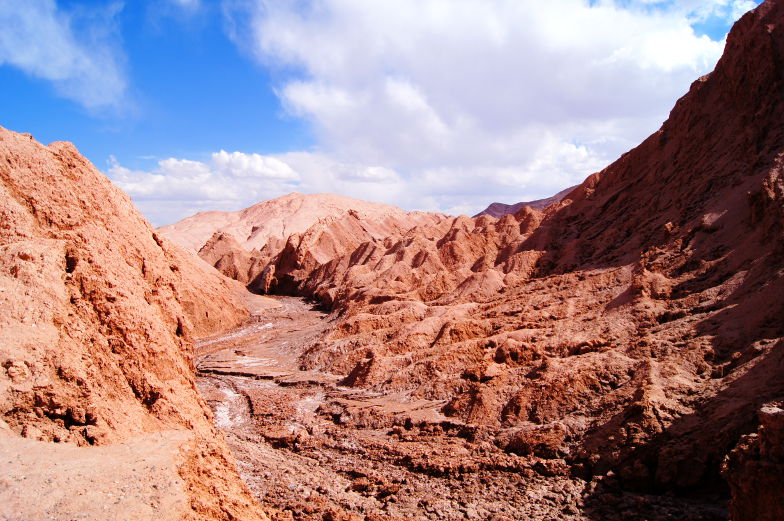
(0, 127, 269, 520)
(193, 2, 783, 515)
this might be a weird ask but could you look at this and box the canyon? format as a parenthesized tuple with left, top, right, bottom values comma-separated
(1, 1, 783, 520)
(167, 2, 784, 519)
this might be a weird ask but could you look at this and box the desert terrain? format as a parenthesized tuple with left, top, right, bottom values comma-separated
(1, 1, 783, 521)
(0, 128, 269, 520)
(194, 296, 732, 521)
(168, 3, 784, 520)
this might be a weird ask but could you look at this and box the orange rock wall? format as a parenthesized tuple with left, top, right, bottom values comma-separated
(0, 128, 267, 520)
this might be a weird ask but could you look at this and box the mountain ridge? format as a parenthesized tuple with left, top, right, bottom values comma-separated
(472, 185, 578, 218)
(160, 191, 445, 254)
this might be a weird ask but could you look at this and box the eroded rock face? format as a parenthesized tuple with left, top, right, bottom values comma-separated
(0, 127, 268, 520)
(161, 192, 449, 294)
(315, 3, 784, 492)
(723, 403, 784, 521)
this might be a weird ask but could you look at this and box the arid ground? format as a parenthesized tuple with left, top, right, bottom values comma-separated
(196, 296, 732, 521)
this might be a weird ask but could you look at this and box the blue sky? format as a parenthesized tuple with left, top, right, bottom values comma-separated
(1, 1, 312, 170)
(0, 0, 762, 224)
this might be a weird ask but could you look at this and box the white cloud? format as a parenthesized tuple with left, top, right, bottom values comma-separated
(0, 0, 126, 110)
(591, 0, 757, 23)
(107, 134, 613, 225)
(241, 0, 728, 167)
(211, 150, 299, 180)
(108, 0, 760, 225)
(212, 0, 757, 216)
(671, 0, 759, 23)
(336, 165, 399, 184)
(729, 1, 759, 19)
(107, 151, 413, 225)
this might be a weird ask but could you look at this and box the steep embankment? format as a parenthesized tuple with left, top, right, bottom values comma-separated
(145, 2, 783, 517)
(0, 128, 269, 520)
(205, 1, 783, 511)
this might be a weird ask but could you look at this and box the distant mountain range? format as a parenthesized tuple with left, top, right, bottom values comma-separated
(473, 185, 578, 218)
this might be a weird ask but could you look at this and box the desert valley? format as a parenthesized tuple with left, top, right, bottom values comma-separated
(1, 1, 784, 521)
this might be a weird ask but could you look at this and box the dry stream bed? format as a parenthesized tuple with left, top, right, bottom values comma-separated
(195, 297, 726, 521)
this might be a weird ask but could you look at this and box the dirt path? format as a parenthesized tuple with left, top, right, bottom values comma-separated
(195, 297, 725, 521)
(0, 430, 192, 521)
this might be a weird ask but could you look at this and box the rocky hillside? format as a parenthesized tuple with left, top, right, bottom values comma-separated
(190, 1, 783, 515)
(161, 192, 449, 291)
(160, 191, 445, 253)
(0, 127, 269, 520)
(4, 0, 779, 518)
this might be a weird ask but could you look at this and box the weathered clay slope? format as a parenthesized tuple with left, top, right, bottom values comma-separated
(160, 191, 443, 253)
(162, 192, 448, 290)
(473, 185, 577, 218)
(256, 208, 454, 297)
(247, 0, 783, 510)
(0, 127, 268, 520)
(524, 0, 784, 275)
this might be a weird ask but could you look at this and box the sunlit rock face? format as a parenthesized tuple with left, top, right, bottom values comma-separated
(0, 127, 269, 521)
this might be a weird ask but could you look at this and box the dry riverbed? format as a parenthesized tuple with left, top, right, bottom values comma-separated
(195, 297, 727, 521)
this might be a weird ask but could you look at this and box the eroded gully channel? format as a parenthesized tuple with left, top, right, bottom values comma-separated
(194, 296, 724, 521)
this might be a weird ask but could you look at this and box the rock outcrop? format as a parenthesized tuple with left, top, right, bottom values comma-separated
(723, 403, 784, 521)
(0, 127, 268, 520)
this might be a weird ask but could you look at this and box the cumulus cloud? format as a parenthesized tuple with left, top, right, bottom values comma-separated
(108, 137, 614, 225)
(109, 0, 760, 224)
(107, 151, 412, 225)
(211, 150, 299, 180)
(215, 0, 756, 214)
(247, 0, 727, 165)
(0, 0, 126, 110)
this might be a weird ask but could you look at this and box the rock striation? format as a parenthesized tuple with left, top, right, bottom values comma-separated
(0, 127, 268, 520)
